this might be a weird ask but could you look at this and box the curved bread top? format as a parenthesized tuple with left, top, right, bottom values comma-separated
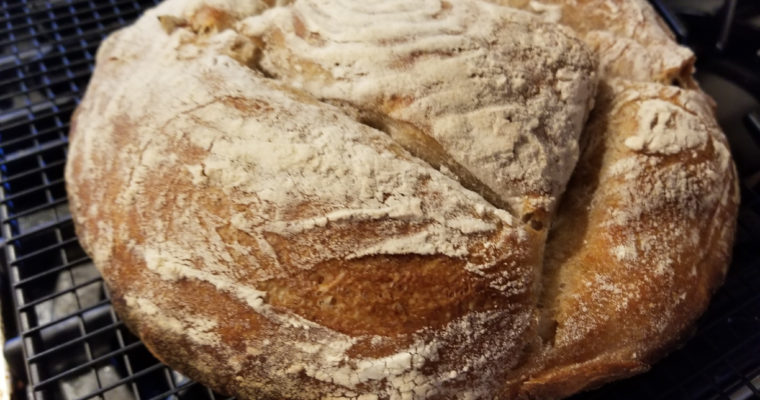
(66, 0, 597, 398)
(512, 79, 738, 398)
(65, 0, 739, 399)
(240, 0, 597, 218)
(492, 0, 696, 86)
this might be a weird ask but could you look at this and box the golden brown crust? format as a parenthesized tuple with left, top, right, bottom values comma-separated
(65, 0, 739, 399)
(492, 0, 697, 86)
(67, 2, 563, 396)
(507, 81, 739, 398)
(472, 2, 737, 397)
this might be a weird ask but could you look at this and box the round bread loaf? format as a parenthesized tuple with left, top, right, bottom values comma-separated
(65, 0, 739, 399)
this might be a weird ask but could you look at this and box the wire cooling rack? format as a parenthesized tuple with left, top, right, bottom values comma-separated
(0, 1, 758, 399)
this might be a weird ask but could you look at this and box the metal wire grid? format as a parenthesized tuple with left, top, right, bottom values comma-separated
(0, 0, 757, 400)
(0, 1, 230, 399)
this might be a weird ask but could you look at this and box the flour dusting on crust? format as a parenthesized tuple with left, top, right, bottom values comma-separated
(65, 0, 597, 398)
(64, 0, 739, 399)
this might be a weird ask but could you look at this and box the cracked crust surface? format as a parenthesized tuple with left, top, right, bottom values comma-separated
(65, 0, 739, 399)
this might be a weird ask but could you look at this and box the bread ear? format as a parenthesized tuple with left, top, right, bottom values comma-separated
(253, 0, 597, 220)
(515, 81, 738, 394)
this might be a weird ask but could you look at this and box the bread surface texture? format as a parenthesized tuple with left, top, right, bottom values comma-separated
(65, 0, 739, 399)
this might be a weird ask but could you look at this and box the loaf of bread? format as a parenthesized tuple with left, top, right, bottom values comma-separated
(65, 0, 739, 399)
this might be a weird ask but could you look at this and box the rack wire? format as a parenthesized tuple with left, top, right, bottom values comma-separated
(0, 1, 758, 399)
(0, 1, 229, 398)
